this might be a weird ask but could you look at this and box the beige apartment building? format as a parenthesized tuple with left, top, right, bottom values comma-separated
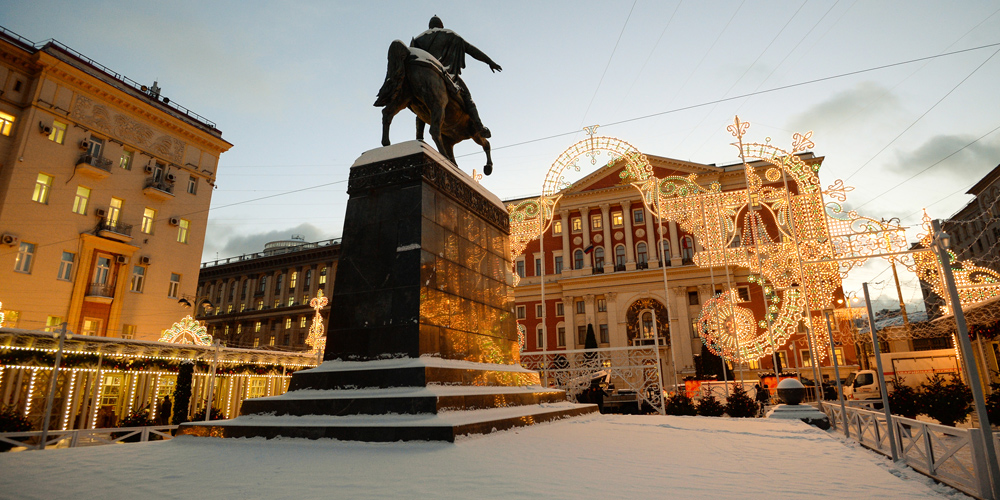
(0, 27, 231, 340)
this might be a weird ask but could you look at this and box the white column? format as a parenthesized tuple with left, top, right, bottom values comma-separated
(563, 296, 575, 349)
(600, 203, 612, 273)
(671, 286, 695, 371)
(580, 207, 591, 270)
(621, 201, 635, 269)
(606, 292, 624, 346)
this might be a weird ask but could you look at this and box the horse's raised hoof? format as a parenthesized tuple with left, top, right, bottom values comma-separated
(484, 163, 492, 176)
(480, 127, 491, 139)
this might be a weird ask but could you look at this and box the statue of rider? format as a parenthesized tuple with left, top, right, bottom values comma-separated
(410, 16, 502, 138)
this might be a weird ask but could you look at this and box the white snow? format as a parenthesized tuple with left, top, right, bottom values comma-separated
(0, 414, 967, 499)
(396, 243, 421, 252)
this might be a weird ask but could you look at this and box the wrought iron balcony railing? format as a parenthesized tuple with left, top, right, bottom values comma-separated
(87, 283, 114, 298)
(77, 154, 113, 172)
(614, 264, 626, 272)
(96, 219, 133, 237)
(636, 262, 648, 270)
(144, 177, 174, 194)
(592, 267, 604, 275)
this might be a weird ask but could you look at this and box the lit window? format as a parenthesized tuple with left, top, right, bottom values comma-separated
(591, 214, 602, 231)
(800, 350, 812, 367)
(14, 242, 35, 273)
(597, 298, 606, 312)
(49, 121, 66, 144)
(0, 309, 20, 328)
(253, 337, 259, 348)
(633, 209, 644, 224)
(571, 217, 582, 232)
(319, 267, 327, 285)
(535, 304, 543, 317)
(555, 302, 564, 317)
(108, 198, 123, 225)
(268, 336, 275, 346)
(273, 299, 280, 308)
(287, 296, 295, 307)
(552, 220, 562, 236)
(82, 318, 102, 336)
(45, 316, 63, 332)
(187, 175, 198, 195)
(168, 273, 180, 298)
(300, 316, 307, 328)
(177, 219, 190, 243)
(32, 173, 53, 204)
(72, 186, 90, 215)
(57, 251, 74, 281)
(119, 150, 133, 170)
(141, 208, 156, 234)
(516, 305, 526, 319)
(255, 321, 261, 332)
(612, 212, 623, 227)
(122, 325, 136, 339)
(290, 271, 298, 289)
(256, 300, 263, 310)
(0, 111, 14, 136)
(285, 318, 292, 329)
(130, 266, 145, 292)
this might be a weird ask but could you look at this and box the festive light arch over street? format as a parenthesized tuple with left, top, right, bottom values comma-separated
(159, 315, 213, 346)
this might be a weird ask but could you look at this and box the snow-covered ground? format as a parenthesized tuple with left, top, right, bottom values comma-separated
(0, 414, 968, 499)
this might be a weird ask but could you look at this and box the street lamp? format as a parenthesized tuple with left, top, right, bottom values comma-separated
(931, 219, 1000, 498)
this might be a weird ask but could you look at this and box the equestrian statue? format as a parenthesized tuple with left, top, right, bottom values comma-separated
(375, 16, 502, 175)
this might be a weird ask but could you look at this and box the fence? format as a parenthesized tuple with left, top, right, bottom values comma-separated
(821, 402, 994, 499)
(0, 425, 178, 451)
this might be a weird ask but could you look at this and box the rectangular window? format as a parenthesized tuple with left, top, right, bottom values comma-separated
(287, 296, 295, 307)
(535, 258, 542, 276)
(72, 186, 91, 215)
(94, 256, 111, 285)
(319, 267, 327, 285)
(776, 351, 789, 370)
(576, 300, 585, 314)
(0, 111, 14, 136)
(633, 209, 644, 224)
(86, 137, 104, 158)
(273, 299, 280, 308)
(122, 325, 136, 339)
(577, 326, 587, 345)
(300, 316, 307, 328)
(737, 286, 751, 302)
(100, 374, 121, 406)
(597, 298, 607, 312)
(49, 121, 66, 144)
(600, 324, 609, 343)
(554, 256, 563, 274)
(691, 320, 700, 339)
(571, 217, 582, 232)
(612, 212, 624, 228)
(555, 302, 564, 317)
(187, 175, 198, 195)
(14, 242, 35, 273)
(168, 273, 180, 298)
(253, 337, 259, 348)
(255, 321, 262, 332)
(130, 266, 145, 292)
(269, 336, 275, 346)
(834, 347, 845, 366)
(32, 173, 53, 204)
(557, 327, 566, 348)
(119, 150, 133, 170)
(285, 318, 292, 329)
(141, 208, 156, 234)
(108, 197, 123, 225)
(290, 271, 298, 289)
(516, 260, 525, 278)
(177, 219, 190, 243)
(801, 350, 813, 367)
(591, 214, 602, 231)
(57, 251, 74, 281)
(45, 316, 63, 332)
(256, 300, 263, 310)
(82, 317, 102, 336)
(536, 327, 544, 349)
(553, 220, 562, 236)
(535, 304, 543, 318)
(688, 291, 700, 305)
(516, 305, 526, 319)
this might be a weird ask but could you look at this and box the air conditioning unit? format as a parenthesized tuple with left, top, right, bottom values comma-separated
(115, 255, 127, 264)
(139, 256, 151, 265)
(165, 173, 177, 182)
(39, 122, 52, 135)
(79, 139, 91, 150)
(169, 217, 180, 226)
(144, 165, 154, 174)
(95, 208, 107, 219)
(1, 233, 18, 246)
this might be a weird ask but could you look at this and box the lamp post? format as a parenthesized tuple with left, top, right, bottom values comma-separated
(931, 219, 1000, 498)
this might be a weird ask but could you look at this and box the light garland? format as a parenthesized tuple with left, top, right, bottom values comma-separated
(306, 290, 329, 355)
(24, 369, 38, 417)
(0, 344, 316, 367)
(159, 315, 213, 345)
(61, 371, 77, 430)
(0, 301, 5, 327)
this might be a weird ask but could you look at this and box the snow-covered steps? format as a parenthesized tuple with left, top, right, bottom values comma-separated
(288, 357, 542, 390)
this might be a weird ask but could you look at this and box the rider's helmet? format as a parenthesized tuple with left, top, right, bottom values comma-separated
(429, 16, 444, 29)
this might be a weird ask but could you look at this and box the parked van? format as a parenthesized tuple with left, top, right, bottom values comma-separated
(844, 349, 959, 400)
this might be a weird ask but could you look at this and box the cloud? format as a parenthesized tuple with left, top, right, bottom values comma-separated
(206, 223, 335, 261)
(786, 82, 904, 134)
(882, 133, 1000, 175)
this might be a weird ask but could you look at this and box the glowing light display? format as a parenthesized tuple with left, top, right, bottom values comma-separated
(306, 290, 329, 355)
(159, 316, 212, 346)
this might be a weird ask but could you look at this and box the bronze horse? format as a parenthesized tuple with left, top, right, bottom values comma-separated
(375, 40, 493, 175)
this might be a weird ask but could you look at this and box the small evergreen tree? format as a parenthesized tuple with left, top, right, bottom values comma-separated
(696, 392, 725, 417)
(725, 384, 758, 418)
(191, 406, 226, 421)
(887, 379, 922, 419)
(664, 392, 697, 416)
(0, 405, 31, 452)
(920, 374, 973, 427)
(171, 362, 194, 427)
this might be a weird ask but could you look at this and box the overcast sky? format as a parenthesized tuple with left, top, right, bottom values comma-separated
(6, 0, 999, 310)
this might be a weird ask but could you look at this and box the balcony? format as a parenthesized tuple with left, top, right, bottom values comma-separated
(95, 220, 133, 243)
(76, 154, 113, 179)
(636, 262, 649, 270)
(659, 260, 672, 268)
(143, 177, 174, 201)
(614, 264, 626, 272)
(591, 266, 604, 275)
(85, 282, 115, 304)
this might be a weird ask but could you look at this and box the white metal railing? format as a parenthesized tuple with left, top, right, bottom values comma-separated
(0, 425, 178, 451)
(821, 403, 993, 499)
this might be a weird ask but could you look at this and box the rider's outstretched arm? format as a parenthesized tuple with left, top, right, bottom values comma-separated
(464, 43, 502, 72)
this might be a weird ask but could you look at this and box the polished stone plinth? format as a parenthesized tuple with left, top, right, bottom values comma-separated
(179, 143, 595, 441)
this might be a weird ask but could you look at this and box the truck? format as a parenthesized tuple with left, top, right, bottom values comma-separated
(844, 348, 960, 401)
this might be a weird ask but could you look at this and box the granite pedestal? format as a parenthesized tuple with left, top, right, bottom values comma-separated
(179, 142, 595, 442)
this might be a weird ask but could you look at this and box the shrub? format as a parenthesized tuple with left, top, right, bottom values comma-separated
(696, 393, 725, 417)
(887, 379, 922, 419)
(920, 374, 972, 427)
(725, 384, 758, 418)
(111, 406, 156, 442)
(664, 393, 697, 416)
(0, 406, 32, 452)
(190, 407, 226, 422)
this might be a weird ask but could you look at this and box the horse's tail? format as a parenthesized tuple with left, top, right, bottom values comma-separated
(374, 40, 410, 107)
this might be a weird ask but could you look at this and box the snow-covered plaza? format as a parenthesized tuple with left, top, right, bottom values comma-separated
(0, 414, 967, 499)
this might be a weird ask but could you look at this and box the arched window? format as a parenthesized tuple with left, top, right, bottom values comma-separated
(615, 245, 626, 267)
(659, 240, 671, 267)
(681, 236, 695, 262)
(241, 280, 249, 299)
(636, 242, 648, 265)
(594, 247, 605, 267)
(574, 249, 584, 270)
(641, 311, 655, 339)
(258, 275, 267, 293)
